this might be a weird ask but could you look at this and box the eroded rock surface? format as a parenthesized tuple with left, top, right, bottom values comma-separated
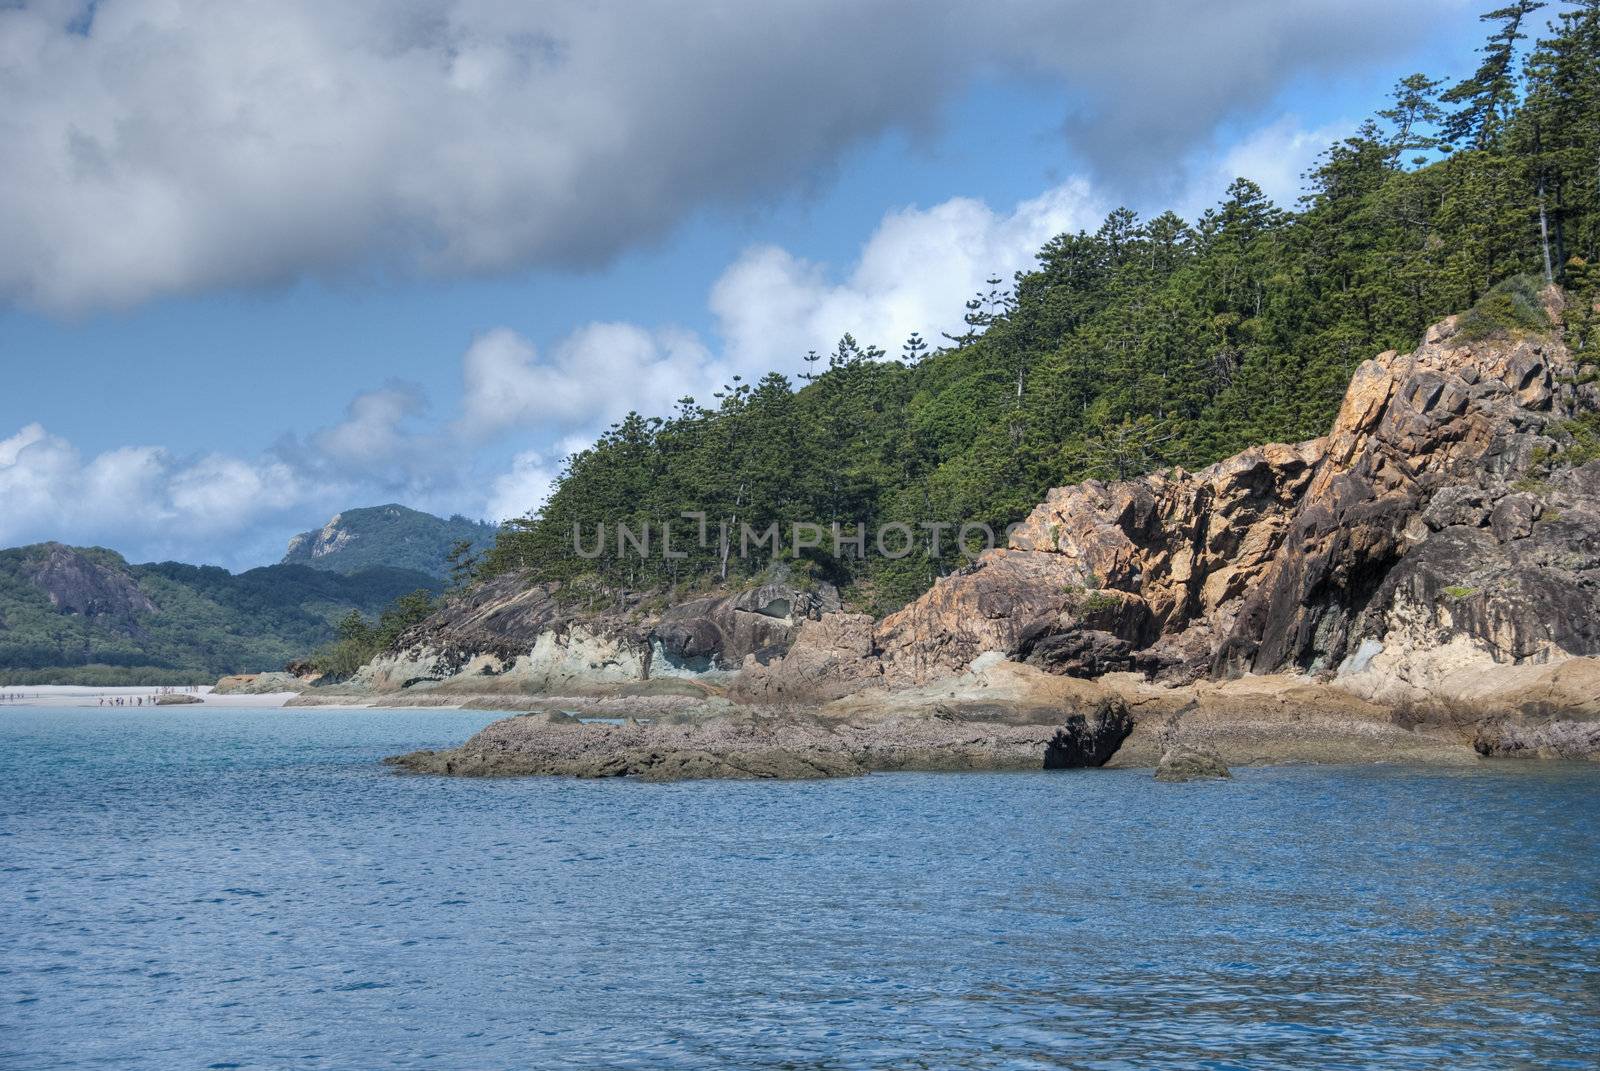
(388, 665, 1134, 782)
(869, 298, 1597, 697)
(1154, 746, 1231, 783)
(348, 571, 840, 694)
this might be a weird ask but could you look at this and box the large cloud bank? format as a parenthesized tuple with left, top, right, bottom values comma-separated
(1, 0, 1453, 313)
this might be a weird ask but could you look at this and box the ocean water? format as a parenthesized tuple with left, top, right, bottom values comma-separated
(2, 707, 1597, 1071)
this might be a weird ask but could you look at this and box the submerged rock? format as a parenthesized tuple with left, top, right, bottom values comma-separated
(1154, 745, 1231, 782)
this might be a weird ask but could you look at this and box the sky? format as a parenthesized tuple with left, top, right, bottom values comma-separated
(0, 0, 1497, 569)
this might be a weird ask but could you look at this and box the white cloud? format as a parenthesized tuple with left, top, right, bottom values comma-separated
(0, 423, 317, 565)
(0, 0, 1458, 313)
(311, 386, 427, 468)
(459, 323, 715, 437)
(485, 451, 557, 524)
(713, 180, 1106, 373)
(1177, 116, 1356, 218)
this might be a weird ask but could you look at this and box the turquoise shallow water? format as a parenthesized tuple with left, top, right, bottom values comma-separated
(1, 706, 1597, 1070)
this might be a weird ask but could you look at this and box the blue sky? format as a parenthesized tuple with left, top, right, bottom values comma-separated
(0, 1, 1493, 567)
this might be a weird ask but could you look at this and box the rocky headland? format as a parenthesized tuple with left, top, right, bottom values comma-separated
(319, 294, 1598, 779)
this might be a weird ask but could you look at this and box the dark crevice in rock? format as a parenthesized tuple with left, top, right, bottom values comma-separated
(1043, 707, 1133, 768)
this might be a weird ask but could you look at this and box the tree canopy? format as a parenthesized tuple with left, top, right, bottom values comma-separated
(485, 3, 1600, 614)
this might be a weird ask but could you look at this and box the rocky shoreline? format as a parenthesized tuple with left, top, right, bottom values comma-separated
(265, 296, 1600, 782)
(379, 653, 1597, 782)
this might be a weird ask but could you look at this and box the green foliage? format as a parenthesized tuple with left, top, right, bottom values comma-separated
(479, 4, 1600, 615)
(445, 539, 481, 593)
(282, 504, 498, 579)
(0, 665, 216, 687)
(307, 589, 438, 680)
(0, 545, 441, 684)
(1079, 591, 1123, 614)
(1443, 586, 1480, 599)
(1457, 274, 1551, 338)
(1555, 411, 1600, 465)
(1512, 472, 1552, 492)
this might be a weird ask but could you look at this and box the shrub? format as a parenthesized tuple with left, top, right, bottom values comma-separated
(1081, 591, 1123, 613)
(1456, 275, 1550, 341)
(1557, 412, 1600, 466)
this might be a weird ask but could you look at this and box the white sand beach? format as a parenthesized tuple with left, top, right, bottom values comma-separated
(0, 685, 299, 708)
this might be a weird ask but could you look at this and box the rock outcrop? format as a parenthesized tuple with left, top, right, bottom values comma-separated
(868, 295, 1598, 696)
(214, 672, 304, 695)
(652, 581, 842, 674)
(377, 295, 1599, 776)
(24, 543, 156, 622)
(874, 439, 1325, 686)
(1154, 746, 1231, 783)
(388, 663, 1132, 782)
(1218, 308, 1593, 678)
(348, 569, 842, 695)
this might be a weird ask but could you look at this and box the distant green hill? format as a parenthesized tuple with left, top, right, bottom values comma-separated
(0, 542, 441, 685)
(282, 504, 497, 579)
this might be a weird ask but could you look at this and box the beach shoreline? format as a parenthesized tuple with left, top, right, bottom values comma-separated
(0, 685, 301, 709)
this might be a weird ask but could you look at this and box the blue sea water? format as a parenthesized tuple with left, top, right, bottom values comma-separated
(1, 706, 1597, 1071)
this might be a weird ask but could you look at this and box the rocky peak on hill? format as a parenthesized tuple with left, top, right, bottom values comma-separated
(23, 544, 154, 624)
(282, 504, 497, 579)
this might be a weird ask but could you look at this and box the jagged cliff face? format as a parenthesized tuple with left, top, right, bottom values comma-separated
(866, 293, 1599, 695)
(283, 513, 354, 561)
(873, 439, 1325, 686)
(1219, 312, 1587, 676)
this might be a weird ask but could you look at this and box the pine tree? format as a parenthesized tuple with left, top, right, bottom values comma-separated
(1442, 1, 1546, 150)
(1379, 73, 1446, 165)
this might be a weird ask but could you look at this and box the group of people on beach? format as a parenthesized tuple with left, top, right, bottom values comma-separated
(96, 685, 200, 707)
(0, 685, 203, 705)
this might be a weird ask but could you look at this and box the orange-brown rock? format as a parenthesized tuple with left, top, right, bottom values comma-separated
(857, 288, 1600, 706)
(874, 439, 1324, 686)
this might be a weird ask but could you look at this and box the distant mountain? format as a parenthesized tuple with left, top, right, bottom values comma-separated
(282, 504, 498, 579)
(0, 542, 441, 685)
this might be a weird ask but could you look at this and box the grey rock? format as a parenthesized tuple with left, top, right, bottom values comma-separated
(1489, 493, 1538, 542)
(1154, 745, 1232, 782)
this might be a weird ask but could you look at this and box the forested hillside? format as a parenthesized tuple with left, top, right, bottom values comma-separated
(487, 2, 1600, 613)
(0, 544, 441, 685)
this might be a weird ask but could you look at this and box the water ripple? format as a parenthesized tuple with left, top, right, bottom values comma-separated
(0, 705, 1597, 1070)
